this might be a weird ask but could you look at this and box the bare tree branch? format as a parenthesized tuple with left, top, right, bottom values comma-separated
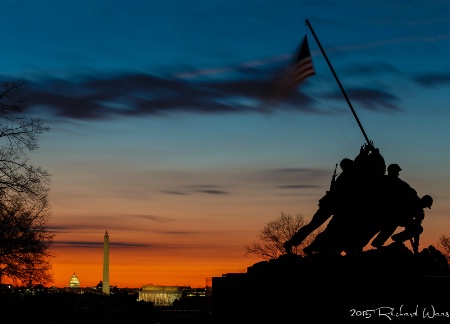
(245, 211, 323, 260)
(437, 235, 450, 262)
(0, 192, 54, 286)
(0, 79, 53, 286)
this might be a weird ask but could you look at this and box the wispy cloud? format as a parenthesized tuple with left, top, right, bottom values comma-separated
(323, 33, 450, 53)
(17, 58, 407, 122)
(51, 239, 236, 251)
(188, 185, 228, 195)
(52, 241, 153, 249)
(130, 214, 174, 223)
(16, 28, 449, 123)
(325, 88, 401, 113)
(413, 71, 450, 87)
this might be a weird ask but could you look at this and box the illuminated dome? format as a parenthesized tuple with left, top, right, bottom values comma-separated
(69, 272, 80, 288)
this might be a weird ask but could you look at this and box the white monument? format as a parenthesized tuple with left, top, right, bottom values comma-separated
(102, 230, 110, 295)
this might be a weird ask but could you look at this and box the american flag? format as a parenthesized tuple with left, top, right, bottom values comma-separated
(268, 35, 315, 102)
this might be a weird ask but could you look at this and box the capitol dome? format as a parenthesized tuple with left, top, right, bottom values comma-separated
(69, 272, 80, 288)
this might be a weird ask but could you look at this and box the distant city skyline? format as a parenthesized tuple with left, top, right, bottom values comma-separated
(1, 1, 449, 288)
(57, 230, 217, 288)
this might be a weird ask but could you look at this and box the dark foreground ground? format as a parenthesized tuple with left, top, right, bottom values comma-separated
(1, 292, 213, 324)
(3, 244, 449, 323)
(213, 243, 450, 323)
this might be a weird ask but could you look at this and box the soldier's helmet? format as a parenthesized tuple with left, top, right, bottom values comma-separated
(387, 164, 402, 175)
(421, 195, 433, 209)
(340, 158, 353, 171)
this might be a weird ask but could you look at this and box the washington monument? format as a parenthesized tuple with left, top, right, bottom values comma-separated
(103, 230, 110, 295)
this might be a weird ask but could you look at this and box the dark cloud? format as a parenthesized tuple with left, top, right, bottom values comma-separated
(194, 189, 228, 195)
(161, 190, 188, 195)
(13, 57, 403, 122)
(48, 224, 109, 233)
(188, 185, 228, 195)
(188, 185, 223, 189)
(47, 216, 172, 234)
(52, 240, 233, 251)
(52, 241, 153, 248)
(268, 167, 329, 179)
(131, 214, 173, 223)
(161, 185, 228, 196)
(344, 62, 400, 76)
(237, 167, 329, 191)
(413, 72, 450, 87)
(268, 168, 328, 189)
(325, 87, 401, 113)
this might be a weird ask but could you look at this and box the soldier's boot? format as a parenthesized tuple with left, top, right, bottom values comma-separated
(283, 241, 293, 254)
(391, 232, 410, 243)
(371, 237, 385, 248)
(303, 245, 314, 256)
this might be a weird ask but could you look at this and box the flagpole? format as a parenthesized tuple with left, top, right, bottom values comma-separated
(305, 19, 371, 146)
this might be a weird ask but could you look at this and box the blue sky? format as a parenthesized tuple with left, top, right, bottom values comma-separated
(2, 0, 450, 287)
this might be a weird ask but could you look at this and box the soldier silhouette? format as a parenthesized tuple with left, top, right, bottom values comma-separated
(391, 195, 433, 254)
(369, 165, 423, 244)
(283, 157, 355, 253)
(369, 164, 433, 254)
(309, 163, 432, 256)
(286, 142, 386, 255)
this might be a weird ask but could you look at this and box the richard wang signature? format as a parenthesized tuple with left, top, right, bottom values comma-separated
(350, 305, 449, 320)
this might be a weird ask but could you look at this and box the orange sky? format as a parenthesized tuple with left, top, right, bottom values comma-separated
(44, 153, 447, 289)
(50, 237, 261, 288)
(46, 206, 443, 289)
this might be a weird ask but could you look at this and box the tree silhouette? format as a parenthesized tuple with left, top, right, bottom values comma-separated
(0, 193, 54, 286)
(437, 235, 450, 262)
(0, 79, 50, 201)
(0, 79, 53, 285)
(245, 211, 323, 260)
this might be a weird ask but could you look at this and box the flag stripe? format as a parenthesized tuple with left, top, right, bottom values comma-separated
(291, 49, 315, 84)
(292, 61, 315, 82)
(267, 35, 315, 102)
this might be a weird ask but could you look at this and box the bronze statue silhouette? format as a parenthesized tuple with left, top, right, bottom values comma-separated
(340, 163, 432, 254)
(284, 144, 432, 256)
(284, 142, 387, 255)
(369, 164, 433, 253)
(283, 157, 355, 253)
